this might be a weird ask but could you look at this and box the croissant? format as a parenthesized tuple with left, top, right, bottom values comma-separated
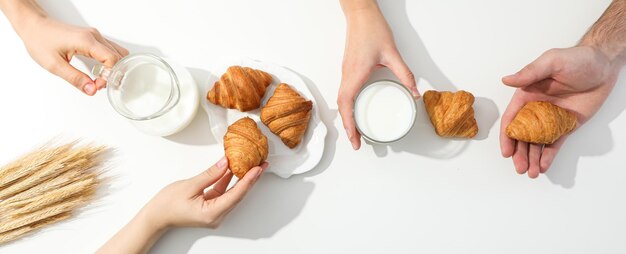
(224, 117, 269, 179)
(506, 101, 576, 144)
(261, 83, 313, 148)
(423, 90, 478, 138)
(207, 65, 273, 112)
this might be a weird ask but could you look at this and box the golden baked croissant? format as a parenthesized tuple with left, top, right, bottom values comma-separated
(423, 90, 478, 138)
(506, 101, 576, 144)
(261, 83, 313, 148)
(207, 65, 273, 112)
(224, 117, 269, 179)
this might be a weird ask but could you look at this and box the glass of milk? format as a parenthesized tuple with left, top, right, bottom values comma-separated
(354, 80, 417, 144)
(92, 53, 199, 136)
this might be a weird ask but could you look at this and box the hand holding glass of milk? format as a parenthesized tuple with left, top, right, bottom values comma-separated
(92, 53, 199, 136)
(354, 80, 417, 144)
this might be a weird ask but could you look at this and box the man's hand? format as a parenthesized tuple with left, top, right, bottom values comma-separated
(501, 0, 626, 179)
(500, 46, 621, 178)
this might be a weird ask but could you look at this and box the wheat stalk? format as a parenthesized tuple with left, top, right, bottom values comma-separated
(0, 193, 93, 233)
(0, 167, 88, 206)
(0, 145, 104, 200)
(1, 177, 97, 215)
(0, 212, 72, 245)
(0, 141, 108, 245)
(0, 144, 73, 190)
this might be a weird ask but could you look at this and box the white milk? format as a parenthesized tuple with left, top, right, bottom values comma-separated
(120, 60, 199, 136)
(354, 80, 416, 143)
(120, 63, 172, 117)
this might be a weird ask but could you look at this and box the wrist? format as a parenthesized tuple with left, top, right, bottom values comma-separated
(579, 40, 626, 67)
(13, 13, 48, 40)
(345, 8, 387, 32)
(341, 0, 381, 22)
(0, 0, 48, 38)
(96, 205, 168, 254)
(134, 206, 169, 237)
(578, 0, 626, 67)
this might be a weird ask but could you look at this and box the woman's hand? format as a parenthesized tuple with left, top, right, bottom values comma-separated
(143, 157, 267, 229)
(0, 0, 128, 96)
(97, 157, 267, 254)
(338, 0, 418, 150)
(500, 46, 621, 178)
(17, 18, 128, 95)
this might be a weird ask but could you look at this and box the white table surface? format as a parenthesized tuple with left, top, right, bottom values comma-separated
(1, 0, 625, 253)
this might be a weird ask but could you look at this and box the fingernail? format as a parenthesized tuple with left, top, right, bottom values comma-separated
(411, 87, 419, 97)
(256, 167, 264, 178)
(216, 157, 228, 169)
(345, 128, 359, 150)
(83, 82, 96, 95)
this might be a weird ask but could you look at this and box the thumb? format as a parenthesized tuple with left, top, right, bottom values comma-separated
(502, 50, 559, 88)
(189, 157, 229, 192)
(214, 162, 269, 212)
(49, 59, 97, 96)
(338, 70, 368, 151)
(385, 51, 419, 97)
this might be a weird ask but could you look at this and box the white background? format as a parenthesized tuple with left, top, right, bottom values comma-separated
(1, 0, 625, 253)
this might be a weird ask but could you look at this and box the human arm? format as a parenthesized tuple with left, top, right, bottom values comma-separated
(500, 0, 626, 178)
(0, 0, 128, 95)
(338, 0, 418, 150)
(96, 157, 267, 254)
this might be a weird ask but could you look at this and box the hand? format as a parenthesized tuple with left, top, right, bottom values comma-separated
(17, 17, 128, 95)
(142, 157, 268, 229)
(97, 157, 267, 254)
(338, 4, 418, 150)
(500, 46, 621, 178)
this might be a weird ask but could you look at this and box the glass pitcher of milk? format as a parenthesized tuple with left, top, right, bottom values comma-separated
(92, 53, 199, 136)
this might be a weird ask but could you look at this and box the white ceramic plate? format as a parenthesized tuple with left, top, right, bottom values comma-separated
(200, 57, 327, 178)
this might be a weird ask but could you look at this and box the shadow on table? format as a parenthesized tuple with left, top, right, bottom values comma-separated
(38, 2, 163, 90)
(364, 0, 499, 159)
(39, 0, 164, 57)
(164, 105, 218, 146)
(381, 0, 456, 92)
(290, 70, 339, 177)
(151, 69, 336, 253)
(41, 0, 218, 146)
(38, 1, 325, 252)
(367, 95, 498, 159)
(164, 67, 218, 146)
(150, 174, 315, 254)
(544, 69, 626, 188)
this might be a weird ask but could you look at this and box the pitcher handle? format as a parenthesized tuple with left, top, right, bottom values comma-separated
(91, 64, 112, 81)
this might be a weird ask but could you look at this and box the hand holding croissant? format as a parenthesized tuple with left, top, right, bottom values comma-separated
(500, 46, 622, 178)
(224, 117, 269, 179)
